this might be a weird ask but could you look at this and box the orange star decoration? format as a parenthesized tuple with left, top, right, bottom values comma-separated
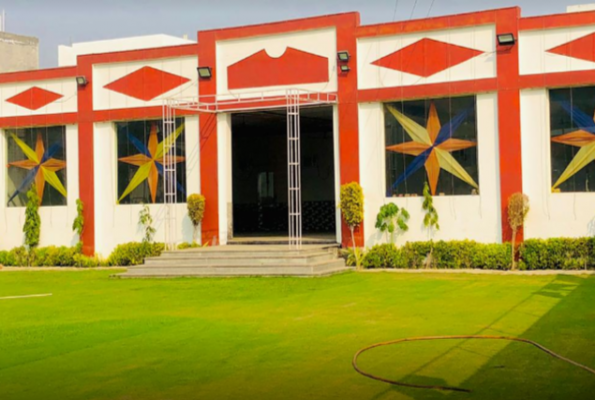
(118, 122, 185, 204)
(7, 132, 67, 203)
(551, 107, 595, 191)
(386, 102, 479, 195)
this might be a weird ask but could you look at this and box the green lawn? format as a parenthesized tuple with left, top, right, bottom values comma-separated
(1, 270, 594, 400)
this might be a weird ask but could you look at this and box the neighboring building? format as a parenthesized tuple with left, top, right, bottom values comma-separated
(1, 6, 595, 256)
(0, 31, 38, 73)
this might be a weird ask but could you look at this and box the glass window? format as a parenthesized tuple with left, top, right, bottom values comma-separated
(385, 96, 479, 197)
(6, 126, 67, 207)
(550, 86, 595, 193)
(116, 119, 186, 204)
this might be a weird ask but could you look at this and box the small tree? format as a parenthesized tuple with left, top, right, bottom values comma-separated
(422, 182, 439, 268)
(187, 194, 206, 243)
(24, 184, 41, 249)
(72, 199, 84, 236)
(375, 203, 409, 243)
(508, 193, 530, 270)
(340, 182, 364, 269)
(422, 182, 440, 232)
(139, 204, 156, 243)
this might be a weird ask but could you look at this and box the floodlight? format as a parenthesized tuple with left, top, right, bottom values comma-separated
(76, 76, 88, 86)
(497, 33, 516, 46)
(337, 51, 350, 62)
(197, 66, 212, 79)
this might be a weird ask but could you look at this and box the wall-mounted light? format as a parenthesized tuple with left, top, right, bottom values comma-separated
(497, 33, 516, 46)
(197, 66, 212, 79)
(76, 76, 88, 86)
(340, 65, 350, 73)
(337, 51, 350, 62)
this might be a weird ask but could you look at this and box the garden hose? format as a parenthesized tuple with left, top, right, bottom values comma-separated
(353, 335, 595, 393)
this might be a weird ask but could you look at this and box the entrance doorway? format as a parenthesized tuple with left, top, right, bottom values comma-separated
(231, 106, 336, 239)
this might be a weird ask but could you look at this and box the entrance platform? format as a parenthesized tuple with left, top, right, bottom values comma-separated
(118, 244, 349, 278)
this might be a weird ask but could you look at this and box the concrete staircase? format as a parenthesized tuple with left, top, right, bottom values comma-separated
(118, 244, 349, 278)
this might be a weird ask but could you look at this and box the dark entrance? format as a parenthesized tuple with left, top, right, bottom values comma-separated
(231, 106, 336, 237)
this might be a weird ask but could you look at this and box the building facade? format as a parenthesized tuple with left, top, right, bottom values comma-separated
(1, 6, 595, 256)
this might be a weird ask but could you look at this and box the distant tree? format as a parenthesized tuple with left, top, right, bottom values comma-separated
(340, 182, 364, 269)
(508, 193, 530, 270)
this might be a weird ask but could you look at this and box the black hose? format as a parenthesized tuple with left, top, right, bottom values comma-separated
(353, 335, 595, 393)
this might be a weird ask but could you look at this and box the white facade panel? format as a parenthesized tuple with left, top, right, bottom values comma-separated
(0, 78, 77, 118)
(359, 93, 501, 247)
(93, 116, 200, 257)
(357, 25, 497, 90)
(519, 25, 595, 75)
(0, 125, 80, 251)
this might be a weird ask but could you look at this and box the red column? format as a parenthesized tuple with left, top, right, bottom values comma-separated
(496, 8, 523, 243)
(76, 57, 95, 255)
(198, 32, 220, 245)
(337, 15, 364, 247)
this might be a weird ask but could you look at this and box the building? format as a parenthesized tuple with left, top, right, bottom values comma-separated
(0, 31, 38, 73)
(1, 6, 595, 256)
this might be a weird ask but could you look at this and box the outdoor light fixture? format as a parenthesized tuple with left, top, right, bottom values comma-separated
(76, 76, 88, 86)
(197, 66, 212, 79)
(337, 51, 350, 62)
(497, 33, 516, 46)
(340, 65, 350, 73)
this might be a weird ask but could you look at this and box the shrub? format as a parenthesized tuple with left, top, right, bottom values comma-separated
(0, 245, 105, 267)
(107, 242, 164, 266)
(177, 242, 202, 250)
(24, 185, 41, 250)
(138, 205, 156, 243)
(362, 244, 406, 269)
(72, 199, 85, 237)
(187, 194, 206, 242)
(508, 193, 530, 269)
(375, 203, 409, 243)
(518, 238, 593, 270)
(340, 182, 364, 269)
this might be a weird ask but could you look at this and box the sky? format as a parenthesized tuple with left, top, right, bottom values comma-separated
(0, 0, 590, 68)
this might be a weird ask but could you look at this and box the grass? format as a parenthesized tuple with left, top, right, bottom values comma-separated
(1, 270, 594, 400)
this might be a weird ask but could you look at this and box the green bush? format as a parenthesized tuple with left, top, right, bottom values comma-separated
(0, 245, 105, 267)
(177, 242, 201, 250)
(107, 242, 165, 266)
(518, 238, 593, 270)
(362, 244, 406, 269)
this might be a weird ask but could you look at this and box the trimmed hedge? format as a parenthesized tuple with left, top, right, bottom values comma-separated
(347, 238, 595, 270)
(518, 238, 594, 270)
(0, 246, 104, 267)
(355, 241, 511, 270)
(106, 242, 164, 266)
(0, 241, 164, 267)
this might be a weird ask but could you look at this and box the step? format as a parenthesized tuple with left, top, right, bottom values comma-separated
(157, 245, 339, 259)
(119, 260, 349, 278)
(144, 252, 335, 267)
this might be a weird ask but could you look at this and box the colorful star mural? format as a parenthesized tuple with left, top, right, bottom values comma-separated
(7, 132, 67, 205)
(386, 102, 479, 196)
(118, 122, 186, 204)
(551, 99, 595, 191)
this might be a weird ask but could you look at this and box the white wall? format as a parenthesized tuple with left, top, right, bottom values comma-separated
(0, 125, 80, 251)
(0, 78, 77, 117)
(217, 113, 232, 244)
(357, 25, 496, 90)
(58, 34, 195, 67)
(358, 93, 501, 247)
(519, 25, 595, 75)
(93, 116, 200, 257)
(521, 88, 595, 238)
(215, 27, 338, 99)
(93, 56, 198, 111)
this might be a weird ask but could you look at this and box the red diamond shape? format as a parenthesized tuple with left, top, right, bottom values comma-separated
(547, 32, 595, 63)
(372, 38, 484, 78)
(104, 66, 190, 101)
(6, 87, 63, 110)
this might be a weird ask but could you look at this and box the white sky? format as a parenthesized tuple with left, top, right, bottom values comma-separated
(0, 0, 590, 67)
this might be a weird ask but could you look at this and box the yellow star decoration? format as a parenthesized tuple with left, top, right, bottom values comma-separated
(8, 132, 67, 202)
(118, 122, 185, 204)
(551, 108, 595, 191)
(386, 102, 479, 195)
